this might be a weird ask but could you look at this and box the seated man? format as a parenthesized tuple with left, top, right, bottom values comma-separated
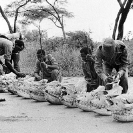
(34, 49, 62, 82)
(80, 47, 102, 92)
(94, 38, 128, 93)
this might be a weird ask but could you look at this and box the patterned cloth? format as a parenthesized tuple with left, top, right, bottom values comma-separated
(34, 54, 61, 82)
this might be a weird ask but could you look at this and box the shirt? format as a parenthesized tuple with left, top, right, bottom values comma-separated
(34, 54, 58, 75)
(82, 57, 98, 82)
(94, 40, 128, 78)
(0, 38, 13, 60)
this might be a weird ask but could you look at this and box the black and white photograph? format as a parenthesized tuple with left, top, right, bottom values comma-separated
(0, 0, 133, 133)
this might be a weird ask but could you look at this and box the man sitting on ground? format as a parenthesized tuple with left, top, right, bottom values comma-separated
(34, 49, 62, 83)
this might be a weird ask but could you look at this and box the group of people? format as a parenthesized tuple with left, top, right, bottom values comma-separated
(0, 34, 129, 98)
(80, 38, 128, 94)
(0, 33, 62, 84)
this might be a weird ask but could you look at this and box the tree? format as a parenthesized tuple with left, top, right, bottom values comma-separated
(112, 0, 133, 40)
(0, 6, 13, 33)
(32, 19, 48, 49)
(21, 0, 73, 40)
(44, 0, 73, 40)
(66, 30, 93, 49)
(0, 0, 73, 40)
(0, 0, 31, 33)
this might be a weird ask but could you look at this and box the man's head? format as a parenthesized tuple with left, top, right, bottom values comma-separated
(80, 47, 92, 61)
(37, 49, 46, 62)
(102, 38, 116, 57)
(13, 40, 25, 53)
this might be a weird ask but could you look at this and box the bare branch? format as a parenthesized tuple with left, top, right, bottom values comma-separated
(45, 0, 62, 25)
(117, 0, 124, 8)
(54, 0, 58, 5)
(40, 8, 59, 21)
(0, 6, 13, 33)
(48, 18, 61, 28)
(14, 0, 31, 32)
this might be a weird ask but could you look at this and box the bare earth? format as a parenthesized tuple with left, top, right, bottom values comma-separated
(0, 77, 133, 133)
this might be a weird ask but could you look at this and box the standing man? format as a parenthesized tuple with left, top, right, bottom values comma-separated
(0, 33, 24, 74)
(0, 37, 25, 77)
(10, 39, 24, 72)
(94, 38, 128, 93)
(34, 49, 62, 82)
(80, 47, 102, 92)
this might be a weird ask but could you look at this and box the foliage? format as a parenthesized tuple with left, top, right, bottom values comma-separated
(24, 29, 47, 43)
(19, 33, 133, 77)
(66, 30, 94, 49)
(23, 30, 94, 51)
(1, 0, 73, 39)
(19, 30, 94, 76)
(19, 0, 73, 39)
(124, 39, 133, 76)
(19, 39, 83, 76)
(51, 47, 83, 76)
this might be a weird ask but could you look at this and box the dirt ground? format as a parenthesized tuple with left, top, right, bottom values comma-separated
(0, 77, 133, 133)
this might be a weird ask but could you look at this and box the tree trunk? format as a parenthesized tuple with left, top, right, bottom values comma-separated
(61, 25, 66, 41)
(112, 0, 127, 40)
(112, 8, 123, 39)
(60, 16, 66, 42)
(0, 6, 13, 33)
(117, 0, 133, 40)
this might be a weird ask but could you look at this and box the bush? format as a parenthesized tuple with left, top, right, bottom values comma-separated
(52, 47, 83, 77)
(19, 33, 133, 77)
(19, 42, 39, 74)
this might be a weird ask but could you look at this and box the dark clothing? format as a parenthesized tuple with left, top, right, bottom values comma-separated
(11, 53, 20, 72)
(4, 53, 20, 74)
(95, 40, 128, 93)
(82, 57, 102, 92)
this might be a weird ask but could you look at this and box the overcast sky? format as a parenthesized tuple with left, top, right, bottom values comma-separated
(1, 0, 133, 42)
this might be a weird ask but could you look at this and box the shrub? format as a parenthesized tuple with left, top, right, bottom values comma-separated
(51, 46, 83, 77)
(19, 34, 133, 77)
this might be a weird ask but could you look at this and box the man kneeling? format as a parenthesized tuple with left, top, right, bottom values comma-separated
(34, 49, 62, 83)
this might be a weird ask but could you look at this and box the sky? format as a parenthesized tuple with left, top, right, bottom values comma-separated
(0, 0, 133, 42)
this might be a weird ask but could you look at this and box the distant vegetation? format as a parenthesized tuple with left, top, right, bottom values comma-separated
(19, 30, 133, 77)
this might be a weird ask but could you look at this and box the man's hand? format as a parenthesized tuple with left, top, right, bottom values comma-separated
(85, 78, 91, 83)
(16, 72, 26, 78)
(114, 73, 120, 83)
(2, 64, 9, 73)
(40, 62, 48, 69)
(105, 76, 113, 90)
(105, 76, 114, 85)
(35, 75, 41, 81)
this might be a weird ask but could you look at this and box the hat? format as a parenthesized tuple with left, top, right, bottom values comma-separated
(37, 49, 45, 55)
(80, 47, 92, 55)
(102, 38, 116, 57)
(15, 40, 24, 48)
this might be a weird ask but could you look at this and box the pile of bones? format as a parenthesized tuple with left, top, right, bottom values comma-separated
(0, 72, 133, 122)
